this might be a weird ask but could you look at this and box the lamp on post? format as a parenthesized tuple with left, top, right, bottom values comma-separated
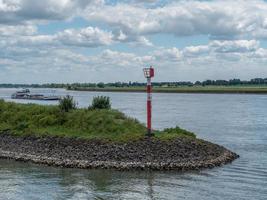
(143, 66, 155, 137)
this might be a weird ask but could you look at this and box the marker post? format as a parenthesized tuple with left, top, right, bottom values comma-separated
(143, 66, 155, 137)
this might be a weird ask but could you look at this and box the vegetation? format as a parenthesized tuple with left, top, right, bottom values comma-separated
(89, 96, 111, 110)
(59, 95, 77, 112)
(159, 126, 196, 140)
(0, 100, 195, 142)
(70, 85, 267, 94)
(2, 77, 267, 90)
(2, 78, 267, 94)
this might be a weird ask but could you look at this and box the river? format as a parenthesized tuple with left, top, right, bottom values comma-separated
(0, 88, 266, 200)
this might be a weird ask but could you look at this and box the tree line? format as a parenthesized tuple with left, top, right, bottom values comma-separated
(1, 78, 267, 89)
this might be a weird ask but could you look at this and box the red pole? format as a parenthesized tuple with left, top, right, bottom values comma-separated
(146, 77, 153, 137)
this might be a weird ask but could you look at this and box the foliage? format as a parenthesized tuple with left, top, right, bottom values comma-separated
(157, 126, 196, 140)
(59, 95, 77, 112)
(97, 82, 105, 88)
(3, 77, 267, 89)
(89, 96, 111, 110)
(0, 100, 145, 141)
(15, 121, 29, 131)
(0, 100, 196, 142)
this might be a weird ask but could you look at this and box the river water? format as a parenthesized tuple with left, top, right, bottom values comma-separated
(0, 88, 266, 200)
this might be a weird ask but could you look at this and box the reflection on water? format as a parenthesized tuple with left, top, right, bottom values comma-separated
(0, 88, 267, 200)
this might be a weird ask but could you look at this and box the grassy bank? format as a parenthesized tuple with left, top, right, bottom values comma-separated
(0, 100, 195, 142)
(70, 85, 267, 94)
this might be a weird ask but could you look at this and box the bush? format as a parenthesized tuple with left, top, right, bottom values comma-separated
(59, 95, 77, 112)
(39, 116, 58, 126)
(89, 96, 111, 110)
(16, 121, 29, 131)
(0, 99, 4, 112)
(161, 126, 196, 138)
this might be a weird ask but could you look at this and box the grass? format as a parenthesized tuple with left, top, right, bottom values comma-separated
(70, 85, 267, 94)
(0, 99, 195, 142)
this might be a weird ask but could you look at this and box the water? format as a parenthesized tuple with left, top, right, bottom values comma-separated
(0, 88, 266, 200)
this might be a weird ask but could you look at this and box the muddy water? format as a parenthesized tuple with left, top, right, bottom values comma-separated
(0, 88, 266, 200)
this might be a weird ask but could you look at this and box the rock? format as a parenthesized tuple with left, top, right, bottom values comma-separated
(0, 132, 239, 171)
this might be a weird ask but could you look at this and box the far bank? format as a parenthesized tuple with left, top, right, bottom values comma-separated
(68, 86, 267, 94)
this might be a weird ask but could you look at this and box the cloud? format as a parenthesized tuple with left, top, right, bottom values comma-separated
(0, 0, 102, 24)
(209, 40, 259, 53)
(2, 39, 267, 83)
(182, 40, 259, 57)
(2, 0, 266, 47)
(112, 29, 153, 46)
(0, 24, 36, 36)
(2, 0, 267, 83)
(0, 26, 113, 48)
(153, 47, 182, 62)
(56, 27, 114, 47)
(183, 45, 209, 57)
(148, 40, 264, 64)
(1, 25, 152, 48)
(3, 0, 267, 40)
(83, 0, 267, 40)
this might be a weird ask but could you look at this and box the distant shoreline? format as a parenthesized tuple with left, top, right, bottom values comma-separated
(68, 87, 267, 94)
(2, 85, 267, 94)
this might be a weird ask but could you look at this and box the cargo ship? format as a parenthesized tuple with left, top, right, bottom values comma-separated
(11, 89, 61, 101)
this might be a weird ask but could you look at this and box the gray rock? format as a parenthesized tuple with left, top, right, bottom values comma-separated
(0, 132, 239, 171)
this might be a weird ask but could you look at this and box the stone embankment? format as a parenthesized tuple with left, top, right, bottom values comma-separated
(0, 133, 239, 170)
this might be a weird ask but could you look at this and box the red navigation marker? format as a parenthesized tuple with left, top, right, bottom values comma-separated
(143, 66, 155, 137)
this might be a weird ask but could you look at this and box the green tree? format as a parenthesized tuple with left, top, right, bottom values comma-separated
(97, 82, 105, 88)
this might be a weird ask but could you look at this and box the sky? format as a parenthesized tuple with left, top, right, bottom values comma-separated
(1, 0, 267, 83)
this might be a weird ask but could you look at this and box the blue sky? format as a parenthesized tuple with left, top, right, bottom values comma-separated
(1, 0, 267, 83)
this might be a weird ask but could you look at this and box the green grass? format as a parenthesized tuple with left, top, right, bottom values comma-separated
(0, 100, 195, 142)
(71, 85, 267, 94)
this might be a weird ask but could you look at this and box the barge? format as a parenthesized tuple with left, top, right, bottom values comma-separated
(11, 89, 60, 101)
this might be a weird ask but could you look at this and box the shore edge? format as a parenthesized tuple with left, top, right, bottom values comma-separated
(0, 148, 238, 171)
(0, 133, 239, 171)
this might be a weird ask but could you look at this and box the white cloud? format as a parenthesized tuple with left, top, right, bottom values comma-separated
(2, 39, 267, 83)
(146, 40, 266, 65)
(3, 0, 267, 40)
(182, 45, 209, 57)
(1, 25, 152, 48)
(153, 47, 182, 61)
(0, 26, 113, 48)
(3, 0, 266, 48)
(0, 0, 102, 24)
(0, 24, 36, 36)
(2, 0, 267, 83)
(209, 40, 259, 53)
(57, 27, 113, 47)
(83, 0, 267, 40)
